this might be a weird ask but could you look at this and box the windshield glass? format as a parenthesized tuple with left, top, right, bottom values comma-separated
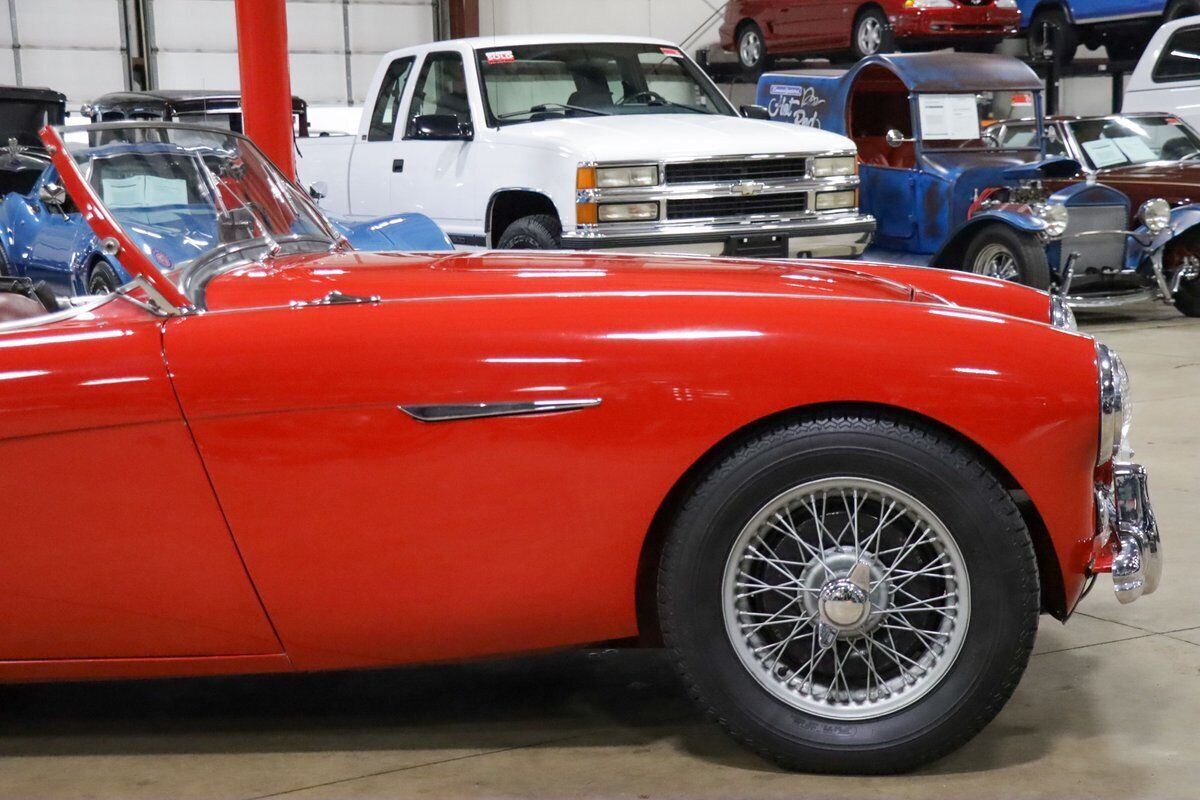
(1, 100, 63, 148)
(1067, 115, 1200, 169)
(917, 90, 1039, 151)
(58, 124, 337, 281)
(475, 42, 735, 125)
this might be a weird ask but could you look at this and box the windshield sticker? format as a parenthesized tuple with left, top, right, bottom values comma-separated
(1082, 139, 1128, 168)
(660, 47, 683, 57)
(485, 50, 515, 64)
(1111, 136, 1157, 163)
(918, 94, 980, 141)
(101, 175, 188, 209)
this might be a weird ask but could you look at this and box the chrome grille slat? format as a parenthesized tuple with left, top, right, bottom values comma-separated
(1061, 206, 1127, 272)
(666, 192, 809, 221)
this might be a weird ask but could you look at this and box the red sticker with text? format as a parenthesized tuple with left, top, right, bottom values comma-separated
(485, 50, 515, 64)
(660, 47, 683, 57)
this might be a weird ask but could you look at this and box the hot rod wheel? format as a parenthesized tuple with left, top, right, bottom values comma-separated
(659, 411, 1038, 774)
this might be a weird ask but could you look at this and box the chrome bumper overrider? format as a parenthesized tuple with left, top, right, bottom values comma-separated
(1095, 463, 1163, 604)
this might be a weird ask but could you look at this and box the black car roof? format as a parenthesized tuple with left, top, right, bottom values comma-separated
(90, 90, 306, 113)
(0, 85, 66, 104)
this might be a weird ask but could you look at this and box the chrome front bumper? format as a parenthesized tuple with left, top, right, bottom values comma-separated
(1095, 463, 1163, 604)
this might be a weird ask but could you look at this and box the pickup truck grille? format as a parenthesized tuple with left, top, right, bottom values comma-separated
(666, 192, 808, 221)
(664, 158, 809, 185)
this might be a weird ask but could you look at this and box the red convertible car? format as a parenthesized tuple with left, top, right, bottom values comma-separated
(0, 122, 1160, 774)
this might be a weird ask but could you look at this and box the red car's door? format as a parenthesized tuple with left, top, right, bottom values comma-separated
(774, 0, 853, 50)
(0, 301, 282, 661)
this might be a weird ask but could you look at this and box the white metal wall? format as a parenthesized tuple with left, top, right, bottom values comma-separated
(477, 0, 728, 50)
(149, 0, 436, 105)
(0, 0, 128, 104)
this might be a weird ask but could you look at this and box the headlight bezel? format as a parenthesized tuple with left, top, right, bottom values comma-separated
(1035, 201, 1069, 239)
(814, 189, 858, 211)
(1050, 294, 1077, 330)
(1138, 198, 1171, 234)
(595, 164, 660, 189)
(1096, 342, 1132, 466)
(597, 202, 660, 223)
(812, 155, 858, 178)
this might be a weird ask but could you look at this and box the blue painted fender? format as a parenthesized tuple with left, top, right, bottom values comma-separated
(330, 212, 453, 252)
(930, 209, 1048, 269)
(1124, 204, 1200, 270)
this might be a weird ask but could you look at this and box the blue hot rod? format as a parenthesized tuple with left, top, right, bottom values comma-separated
(0, 133, 452, 296)
(757, 52, 1175, 306)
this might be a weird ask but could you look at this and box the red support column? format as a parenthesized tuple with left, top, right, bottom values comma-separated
(234, 0, 296, 180)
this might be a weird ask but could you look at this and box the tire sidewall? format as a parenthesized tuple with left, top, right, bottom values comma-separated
(852, 9, 892, 60)
(89, 261, 120, 294)
(662, 424, 1035, 764)
(496, 215, 560, 249)
(964, 225, 1052, 291)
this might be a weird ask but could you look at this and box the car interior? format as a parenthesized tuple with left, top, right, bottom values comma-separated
(848, 66, 915, 170)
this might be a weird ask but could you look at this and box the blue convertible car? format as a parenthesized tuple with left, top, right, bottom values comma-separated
(0, 134, 451, 295)
(757, 53, 1178, 308)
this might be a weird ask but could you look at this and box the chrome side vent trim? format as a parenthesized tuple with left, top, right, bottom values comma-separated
(398, 398, 601, 423)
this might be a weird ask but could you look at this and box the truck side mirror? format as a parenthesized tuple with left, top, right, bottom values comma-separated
(885, 129, 912, 148)
(740, 104, 771, 120)
(411, 114, 473, 141)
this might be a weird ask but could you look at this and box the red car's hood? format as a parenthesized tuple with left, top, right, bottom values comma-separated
(200, 250, 931, 311)
(1098, 162, 1200, 204)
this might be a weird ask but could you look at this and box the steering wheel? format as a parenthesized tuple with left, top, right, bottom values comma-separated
(618, 90, 669, 106)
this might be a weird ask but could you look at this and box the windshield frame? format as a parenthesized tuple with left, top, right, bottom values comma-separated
(473, 41, 737, 128)
(41, 120, 343, 314)
(1064, 114, 1200, 171)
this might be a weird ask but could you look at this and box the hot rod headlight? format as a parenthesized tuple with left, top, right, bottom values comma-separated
(812, 155, 857, 177)
(1036, 202, 1069, 238)
(596, 165, 659, 188)
(1097, 342, 1132, 465)
(1139, 198, 1170, 234)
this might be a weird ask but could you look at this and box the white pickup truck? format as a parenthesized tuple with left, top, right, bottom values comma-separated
(297, 34, 875, 258)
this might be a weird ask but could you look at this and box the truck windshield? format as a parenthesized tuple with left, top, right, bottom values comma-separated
(58, 124, 337, 277)
(1066, 115, 1200, 169)
(475, 42, 736, 125)
(917, 90, 1039, 152)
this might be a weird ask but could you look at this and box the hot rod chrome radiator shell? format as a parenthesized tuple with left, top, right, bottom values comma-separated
(1058, 205, 1128, 274)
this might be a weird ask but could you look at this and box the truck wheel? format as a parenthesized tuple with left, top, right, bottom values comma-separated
(1173, 274, 1200, 317)
(88, 262, 121, 294)
(1027, 7, 1076, 66)
(496, 214, 561, 249)
(1167, 0, 1200, 21)
(736, 22, 768, 76)
(658, 411, 1039, 773)
(851, 8, 892, 60)
(964, 225, 1052, 290)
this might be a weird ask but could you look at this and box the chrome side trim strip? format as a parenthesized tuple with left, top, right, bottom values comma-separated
(398, 398, 601, 423)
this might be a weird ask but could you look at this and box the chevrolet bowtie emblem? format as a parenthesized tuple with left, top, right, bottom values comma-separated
(733, 180, 766, 197)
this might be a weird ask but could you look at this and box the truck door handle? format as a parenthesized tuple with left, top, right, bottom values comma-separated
(392, 159, 404, 173)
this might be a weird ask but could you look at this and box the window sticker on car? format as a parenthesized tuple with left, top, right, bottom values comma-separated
(918, 94, 979, 140)
(1111, 136, 1157, 163)
(101, 175, 189, 209)
(485, 50, 515, 64)
(1082, 138, 1128, 168)
(660, 47, 683, 57)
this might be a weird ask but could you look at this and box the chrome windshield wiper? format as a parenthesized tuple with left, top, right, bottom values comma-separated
(497, 102, 612, 119)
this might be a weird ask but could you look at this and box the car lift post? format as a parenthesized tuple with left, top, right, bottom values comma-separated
(233, 0, 296, 181)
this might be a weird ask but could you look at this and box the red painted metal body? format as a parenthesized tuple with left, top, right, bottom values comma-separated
(233, 0, 296, 180)
(0, 245, 1100, 681)
(720, 0, 1020, 57)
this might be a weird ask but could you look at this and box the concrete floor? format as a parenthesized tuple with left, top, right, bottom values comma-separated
(1, 305, 1196, 799)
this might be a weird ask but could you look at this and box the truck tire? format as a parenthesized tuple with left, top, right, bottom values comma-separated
(658, 411, 1039, 773)
(1027, 7, 1076, 66)
(963, 224, 1052, 291)
(497, 214, 561, 249)
(736, 22, 768, 76)
(1173, 274, 1200, 317)
(1167, 0, 1200, 21)
(851, 8, 892, 60)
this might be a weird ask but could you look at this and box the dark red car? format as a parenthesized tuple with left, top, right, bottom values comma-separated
(721, 0, 1021, 72)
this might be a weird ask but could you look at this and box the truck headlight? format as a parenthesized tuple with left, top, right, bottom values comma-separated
(1035, 202, 1069, 238)
(1097, 342, 1132, 465)
(812, 155, 857, 177)
(598, 202, 659, 222)
(814, 190, 857, 211)
(1139, 198, 1170, 233)
(595, 165, 659, 188)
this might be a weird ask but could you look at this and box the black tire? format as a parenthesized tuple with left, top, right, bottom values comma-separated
(1173, 274, 1200, 317)
(496, 214, 561, 249)
(850, 7, 893, 60)
(1027, 7, 1077, 66)
(736, 22, 768, 77)
(0, 246, 8, 277)
(88, 261, 121, 294)
(963, 224, 1052, 290)
(1166, 0, 1200, 21)
(658, 412, 1039, 774)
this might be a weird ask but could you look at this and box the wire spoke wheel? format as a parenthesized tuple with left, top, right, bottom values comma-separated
(972, 243, 1020, 282)
(722, 477, 970, 720)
